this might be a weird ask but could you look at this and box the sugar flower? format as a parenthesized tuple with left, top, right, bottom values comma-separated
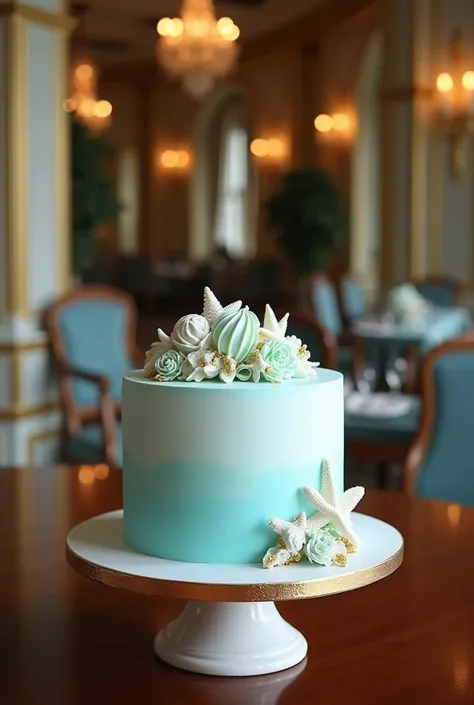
(181, 350, 237, 384)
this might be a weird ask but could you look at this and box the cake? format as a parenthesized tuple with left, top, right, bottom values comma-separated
(122, 287, 364, 567)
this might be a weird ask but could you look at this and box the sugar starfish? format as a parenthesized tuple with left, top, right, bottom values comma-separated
(202, 287, 241, 324)
(269, 511, 307, 554)
(259, 304, 289, 341)
(304, 459, 365, 547)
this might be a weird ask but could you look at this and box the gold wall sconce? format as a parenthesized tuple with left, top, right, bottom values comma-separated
(434, 29, 474, 179)
(250, 138, 287, 163)
(314, 112, 354, 141)
(157, 149, 192, 172)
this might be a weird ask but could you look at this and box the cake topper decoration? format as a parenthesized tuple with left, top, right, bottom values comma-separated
(144, 286, 320, 384)
(263, 459, 365, 569)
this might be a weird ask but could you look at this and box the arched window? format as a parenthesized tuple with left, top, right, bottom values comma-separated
(350, 32, 383, 302)
(214, 109, 250, 257)
(191, 90, 257, 261)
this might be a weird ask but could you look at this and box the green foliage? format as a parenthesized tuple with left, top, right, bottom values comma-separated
(71, 116, 120, 272)
(267, 168, 346, 276)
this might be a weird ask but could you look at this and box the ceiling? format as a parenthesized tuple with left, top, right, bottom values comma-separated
(72, 0, 323, 65)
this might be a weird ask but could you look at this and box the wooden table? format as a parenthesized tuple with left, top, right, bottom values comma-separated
(2, 466, 473, 705)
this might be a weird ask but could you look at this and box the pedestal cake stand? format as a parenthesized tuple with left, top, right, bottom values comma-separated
(66, 510, 403, 677)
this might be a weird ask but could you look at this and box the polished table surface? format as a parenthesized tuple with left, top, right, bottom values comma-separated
(1, 466, 473, 705)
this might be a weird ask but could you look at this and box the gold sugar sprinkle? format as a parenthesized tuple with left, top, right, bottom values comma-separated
(256, 341, 265, 350)
(340, 537, 357, 554)
(333, 553, 347, 567)
(265, 367, 272, 374)
(287, 550, 304, 564)
(248, 350, 260, 364)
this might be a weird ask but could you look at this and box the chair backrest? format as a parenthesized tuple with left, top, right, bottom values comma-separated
(404, 334, 474, 506)
(310, 273, 343, 336)
(415, 276, 460, 307)
(47, 285, 139, 413)
(340, 274, 366, 322)
(282, 309, 338, 370)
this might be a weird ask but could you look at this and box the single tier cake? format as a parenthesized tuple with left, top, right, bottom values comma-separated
(122, 287, 364, 567)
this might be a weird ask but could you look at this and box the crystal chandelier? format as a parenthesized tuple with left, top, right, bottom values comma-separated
(63, 3, 112, 132)
(63, 61, 113, 133)
(156, 0, 240, 100)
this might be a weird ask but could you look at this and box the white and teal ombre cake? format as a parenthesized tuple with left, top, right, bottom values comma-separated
(122, 287, 364, 567)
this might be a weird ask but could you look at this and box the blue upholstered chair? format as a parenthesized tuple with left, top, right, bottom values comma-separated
(310, 273, 343, 337)
(340, 274, 366, 324)
(404, 334, 474, 505)
(414, 276, 460, 308)
(309, 273, 363, 379)
(47, 285, 141, 467)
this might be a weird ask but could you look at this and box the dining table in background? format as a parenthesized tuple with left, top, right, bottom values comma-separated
(2, 465, 474, 705)
(351, 306, 472, 389)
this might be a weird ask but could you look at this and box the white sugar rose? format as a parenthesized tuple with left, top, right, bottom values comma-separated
(171, 314, 212, 354)
(262, 547, 291, 569)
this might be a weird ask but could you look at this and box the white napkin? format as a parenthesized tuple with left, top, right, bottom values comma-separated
(352, 319, 394, 335)
(345, 392, 412, 418)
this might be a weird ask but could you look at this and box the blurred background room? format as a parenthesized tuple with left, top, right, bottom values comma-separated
(1, 0, 474, 501)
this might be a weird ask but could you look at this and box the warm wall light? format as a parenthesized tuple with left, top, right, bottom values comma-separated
(314, 112, 353, 140)
(314, 114, 333, 133)
(436, 72, 454, 93)
(332, 113, 350, 132)
(158, 148, 192, 171)
(250, 138, 286, 162)
(433, 29, 474, 179)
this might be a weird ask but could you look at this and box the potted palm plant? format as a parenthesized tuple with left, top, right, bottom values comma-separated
(267, 167, 346, 302)
(71, 116, 121, 275)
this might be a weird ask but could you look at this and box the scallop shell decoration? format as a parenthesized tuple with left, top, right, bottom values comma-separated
(212, 306, 259, 363)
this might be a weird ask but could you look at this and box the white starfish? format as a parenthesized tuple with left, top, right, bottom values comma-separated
(259, 304, 289, 342)
(304, 459, 365, 547)
(269, 511, 307, 555)
(202, 287, 241, 324)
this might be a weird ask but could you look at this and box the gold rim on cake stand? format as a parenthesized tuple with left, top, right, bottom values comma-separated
(66, 524, 403, 603)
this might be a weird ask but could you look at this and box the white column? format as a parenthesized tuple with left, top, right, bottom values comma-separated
(0, 0, 73, 465)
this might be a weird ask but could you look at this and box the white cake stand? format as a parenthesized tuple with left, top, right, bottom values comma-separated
(66, 510, 403, 677)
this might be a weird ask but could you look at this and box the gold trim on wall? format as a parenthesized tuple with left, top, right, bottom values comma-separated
(27, 427, 61, 467)
(409, 0, 430, 280)
(0, 3, 76, 31)
(10, 349, 21, 409)
(0, 342, 53, 409)
(0, 340, 48, 353)
(55, 27, 70, 293)
(4, 12, 29, 313)
(0, 24, 6, 318)
(431, 0, 444, 276)
(1, 1, 73, 317)
(0, 401, 60, 421)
